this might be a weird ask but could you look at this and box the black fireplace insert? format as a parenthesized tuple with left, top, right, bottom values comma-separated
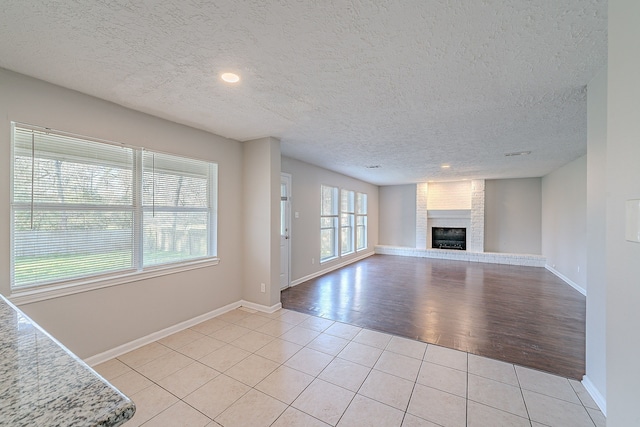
(432, 227, 466, 250)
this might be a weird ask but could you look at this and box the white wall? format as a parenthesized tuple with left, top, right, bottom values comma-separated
(281, 156, 379, 284)
(379, 185, 416, 247)
(606, 1, 640, 424)
(243, 137, 281, 307)
(585, 68, 607, 410)
(541, 156, 588, 290)
(485, 178, 542, 254)
(0, 69, 245, 359)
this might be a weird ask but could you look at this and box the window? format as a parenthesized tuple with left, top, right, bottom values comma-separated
(340, 190, 355, 255)
(320, 186, 368, 263)
(11, 123, 217, 291)
(356, 192, 368, 250)
(320, 185, 338, 262)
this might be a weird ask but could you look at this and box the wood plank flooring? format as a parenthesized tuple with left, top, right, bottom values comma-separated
(281, 254, 586, 380)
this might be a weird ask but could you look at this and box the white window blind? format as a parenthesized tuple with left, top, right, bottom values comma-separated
(142, 151, 216, 267)
(11, 124, 217, 290)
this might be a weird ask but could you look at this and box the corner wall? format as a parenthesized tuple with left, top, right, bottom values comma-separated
(243, 137, 281, 307)
(606, 1, 640, 424)
(585, 67, 607, 412)
(0, 68, 245, 359)
(379, 184, 416, 247)
(485, 178, 542, 254)
(541, 156, 587, 292)
(281, 156, 379, 285)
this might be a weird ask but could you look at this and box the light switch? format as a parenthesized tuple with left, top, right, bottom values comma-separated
(625, 199, 640, 243)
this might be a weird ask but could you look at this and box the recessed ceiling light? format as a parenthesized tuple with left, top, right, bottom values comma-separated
(441, 164, 451, 169)
(504, 151, 531, 157)
(221, 72, 240, 83)
(365, 165, 381, 169)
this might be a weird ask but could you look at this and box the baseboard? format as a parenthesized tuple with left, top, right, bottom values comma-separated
(545, 265, 586, 296)
(582, 375, 607, 416)
(240, 300, 282, 314)
(290, 251, 375, 287)
(84, 299, 279, 366)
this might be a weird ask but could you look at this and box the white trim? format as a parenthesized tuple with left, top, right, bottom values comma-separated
(582, 375, 607, 416)
(374, 245, 546, 267)
(84, 299, 281, 366)
(240, 300, 282, 314)
(545, 264, 587, 296)
(10, 258, 220, 305)
(290, 251, 374, 287)
(84, 300, 240, 366)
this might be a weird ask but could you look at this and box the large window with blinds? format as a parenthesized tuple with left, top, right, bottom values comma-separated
(11, 123, 218, 291)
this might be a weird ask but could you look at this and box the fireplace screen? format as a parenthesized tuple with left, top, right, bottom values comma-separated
(432, 227, 466, 250)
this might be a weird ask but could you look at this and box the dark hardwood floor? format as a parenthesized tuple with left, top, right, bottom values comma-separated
(281, 254, 586, 380)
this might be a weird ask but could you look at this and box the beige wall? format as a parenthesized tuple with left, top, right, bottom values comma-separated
(485, 178, 542, 254)
(243, 137, 282, 307)
(0, 69, 245, 359)
(541, 156, 587, 290)
(281, 156, 379, 284)
(379, 185, 417, 247)
(585, 67, 607, 409)
(606, 1, 640, 423)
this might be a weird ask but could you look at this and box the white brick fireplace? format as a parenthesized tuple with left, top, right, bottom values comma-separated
(416, 180, 485, 252)
(376, 179, 545, 267)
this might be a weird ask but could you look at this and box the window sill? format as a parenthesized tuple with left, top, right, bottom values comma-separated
(10, 257, 220, 306)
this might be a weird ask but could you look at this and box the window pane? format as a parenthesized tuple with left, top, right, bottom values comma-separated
(143, 211, 209, 266)
(143, 152, 208, 208)
(356, 193, 367, 214)
(341, 190, 354, 213)
(357, 216, 368, 250)
(14, 128, 133, 205)
(13, 209, 134, 287)
(321, 185, 337, 215)
(321, 228, 336, 260)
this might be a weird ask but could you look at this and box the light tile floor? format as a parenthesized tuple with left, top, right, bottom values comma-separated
(95, 308, 606, 427)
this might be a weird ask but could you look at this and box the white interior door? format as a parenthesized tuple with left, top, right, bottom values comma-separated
(280, 173, 291, 290)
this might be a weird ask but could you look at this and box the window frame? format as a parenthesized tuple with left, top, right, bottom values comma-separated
(10, 122, 219, 302)
(340, 189, 355, 256)
(320, 185, 339, 263)
(356, 192, 368, 251)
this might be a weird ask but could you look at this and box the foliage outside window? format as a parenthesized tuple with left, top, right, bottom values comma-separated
(11, 124, 217, 290)
(320, 185, 367, 263)
(320, 185, 338, 262)
(341, 190, 355, 255)
(356, 192, 368, 250)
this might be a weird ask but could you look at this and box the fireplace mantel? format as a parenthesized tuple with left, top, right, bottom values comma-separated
(427, 209, 470, 219)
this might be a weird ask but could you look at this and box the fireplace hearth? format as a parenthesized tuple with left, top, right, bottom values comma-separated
(432, 227, 466, 250)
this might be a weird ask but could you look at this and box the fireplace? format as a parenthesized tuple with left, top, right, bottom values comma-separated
(432, 227, 466, 250)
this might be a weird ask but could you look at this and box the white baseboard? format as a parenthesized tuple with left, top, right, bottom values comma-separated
(582, 375, 607, 416)
(545, 265, 586, 296)
(84, 299, 278, 366)
(240, 300, 282, 314)
(290, 251, 374, 287)
(374, 245, 546, 267)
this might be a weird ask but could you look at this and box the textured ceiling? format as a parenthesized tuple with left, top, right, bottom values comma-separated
(0, 0, 607, 185)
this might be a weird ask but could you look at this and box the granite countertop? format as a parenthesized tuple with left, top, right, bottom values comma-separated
(0, 295, 135, 426)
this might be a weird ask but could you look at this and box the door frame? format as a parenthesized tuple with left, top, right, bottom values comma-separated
(280, 173, 292, 290)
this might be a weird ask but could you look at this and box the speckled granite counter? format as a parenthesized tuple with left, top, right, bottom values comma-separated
(0, 295, 135, 426)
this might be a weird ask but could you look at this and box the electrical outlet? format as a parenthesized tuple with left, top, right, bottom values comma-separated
(311, 258, 315, 264)
(577, 266, 580, 273)
(260, 283, 266, 293)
